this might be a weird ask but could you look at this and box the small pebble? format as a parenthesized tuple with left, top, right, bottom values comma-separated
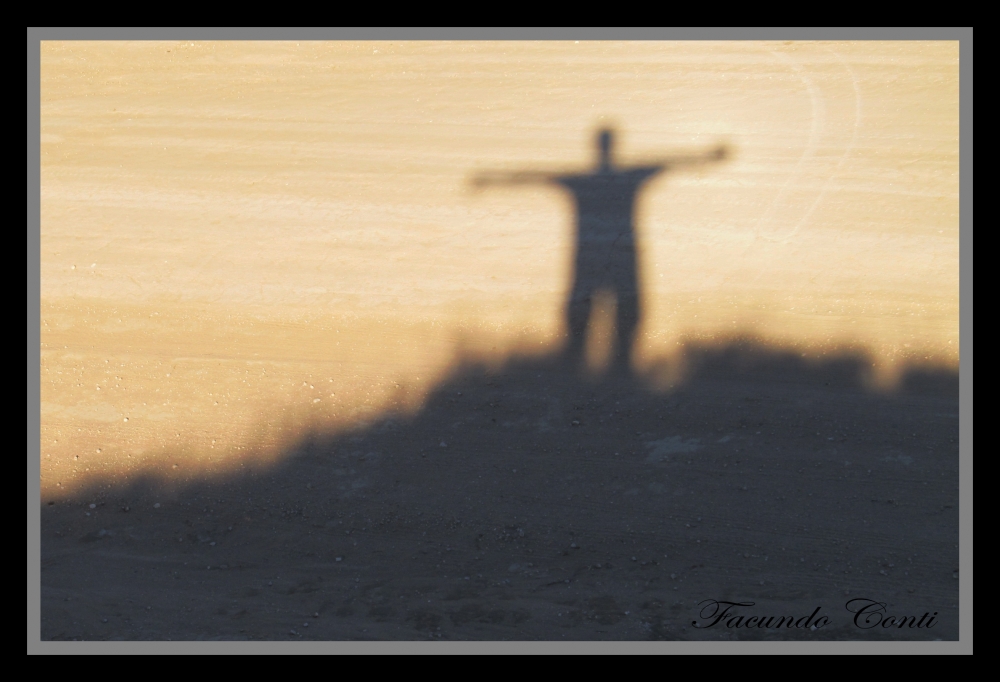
(89, 503, 96, 509)
(154, 503, 161, 509)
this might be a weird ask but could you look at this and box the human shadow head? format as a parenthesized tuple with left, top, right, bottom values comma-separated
(597, 127, 615, 170)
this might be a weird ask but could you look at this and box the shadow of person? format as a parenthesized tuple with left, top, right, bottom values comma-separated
(41, 127, 963, 642)
(474, 128, 728, 374)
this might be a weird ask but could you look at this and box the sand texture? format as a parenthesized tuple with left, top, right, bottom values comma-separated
(39, 41, 959, 641)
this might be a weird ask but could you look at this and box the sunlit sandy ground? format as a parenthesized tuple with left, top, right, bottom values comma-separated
(38, 42, 959, 641)
(40, 41, 957, 495)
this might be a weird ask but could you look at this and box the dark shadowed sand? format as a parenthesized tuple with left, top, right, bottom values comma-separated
(40, 338, 958, 641)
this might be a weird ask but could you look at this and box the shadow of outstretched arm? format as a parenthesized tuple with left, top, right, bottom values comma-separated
(648, 143, 731, 170)
(470, 170, 556, 190)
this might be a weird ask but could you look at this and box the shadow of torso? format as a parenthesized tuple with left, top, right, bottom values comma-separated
(556, 165, 663, 364)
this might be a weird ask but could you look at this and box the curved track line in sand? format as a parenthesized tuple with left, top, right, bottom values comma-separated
(750, 48, 862, 248)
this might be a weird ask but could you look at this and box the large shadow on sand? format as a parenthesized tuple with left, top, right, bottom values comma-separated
(39, 343, 960, 642)
(40, 130, 959, 642)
